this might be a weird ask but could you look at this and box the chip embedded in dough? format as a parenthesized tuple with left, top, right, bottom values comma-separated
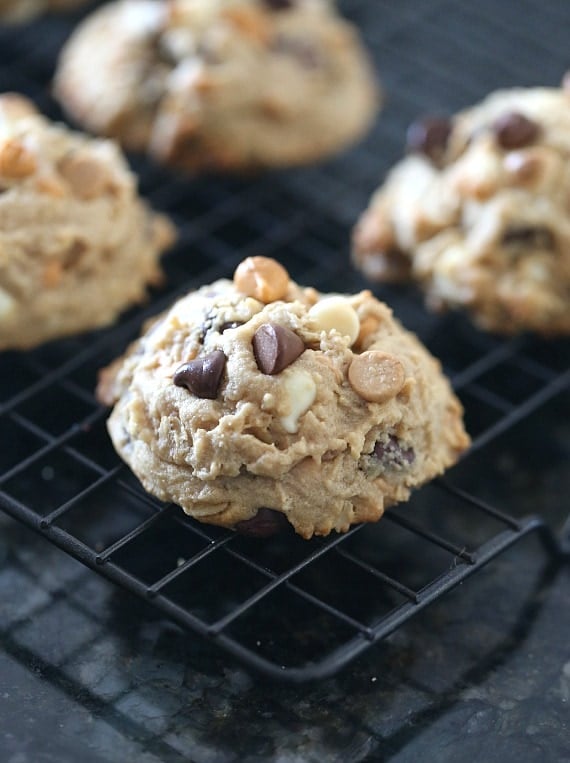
(54, 0, 380, 172)
(352, 78, 570, 335)
(0, 93, 175, 350)
(98, 256, 469, 539)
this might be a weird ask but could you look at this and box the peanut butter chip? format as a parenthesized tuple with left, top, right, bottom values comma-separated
(0, 138, 36, 178)
(233, 256, 289, 303)
(59, 154, 109, 200)
(348, 351, 405, 403)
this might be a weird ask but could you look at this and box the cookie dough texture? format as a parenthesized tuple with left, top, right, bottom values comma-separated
(353, 82, 570, 335)
(54, 0, 379, 172)
(100, 257, 469, 539)
(0, 0, 88, 23)
(0, 94, 175, 350)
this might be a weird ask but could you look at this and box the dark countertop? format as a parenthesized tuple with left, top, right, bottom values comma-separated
(1, 393, 569, 763)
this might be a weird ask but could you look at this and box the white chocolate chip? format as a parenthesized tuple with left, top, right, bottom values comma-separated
(308, 297, 360, 346)
(279, 369, 316, 433)
(0, 287, 16, 319)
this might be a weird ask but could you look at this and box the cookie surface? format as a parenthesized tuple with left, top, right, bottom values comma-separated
(353, 80, 570, 335)
(0, 94, 175, 350)
(54, 0, 379, 172)
(0, 0, 88, 22)
(99, 256, 469, 539)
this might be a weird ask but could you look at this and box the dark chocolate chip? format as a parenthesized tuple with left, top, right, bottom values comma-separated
(235, 508, 290, 538)
(262, 0, 295, 10)
(502, 226, 555, 250)
(173, 350, 226, 399)
(406, 117, 451, 163)
(373, 435, 415, 467)
(493, 111, 540, 150)
(253, 323, 305, 375)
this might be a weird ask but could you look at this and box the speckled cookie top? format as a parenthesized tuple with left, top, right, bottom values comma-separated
(101, 257, 469, 539)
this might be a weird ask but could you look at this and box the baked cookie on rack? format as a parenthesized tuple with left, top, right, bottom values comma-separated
(0, 0, 88, 23)
(0, 94, 175, 350)
(352, 79, 570, 335)
(54, 0, 379, 172)
(98, 256, 469, 539)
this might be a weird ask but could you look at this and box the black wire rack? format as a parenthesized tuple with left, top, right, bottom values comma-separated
(0, 0, 569, 683)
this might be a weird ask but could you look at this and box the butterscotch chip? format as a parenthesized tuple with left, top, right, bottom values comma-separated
(0, 139, 37, 178)
(233, 256, 289, 303)
(59, 153, 110, 199)
(348, 351, 405, 404)
(222, 6, 270, 42)
(99, 262, 469, 539)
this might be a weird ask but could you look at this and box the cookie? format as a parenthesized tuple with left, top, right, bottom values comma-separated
(98, 256, 469, 539)
(0, 94, 175, 350)
(54, 0, 379, 172)
(352, 79, 570, 335)
(0, 0, 88, 23)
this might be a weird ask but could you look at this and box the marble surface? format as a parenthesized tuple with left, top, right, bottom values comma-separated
(1, 394, 568, 763)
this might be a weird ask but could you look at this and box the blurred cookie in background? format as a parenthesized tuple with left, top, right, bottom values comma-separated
(353, 77, 570, 336)
(54, 0, 380, 173)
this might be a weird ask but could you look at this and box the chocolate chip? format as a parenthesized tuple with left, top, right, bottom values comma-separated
(502, 226, 555, 250)
(262, 0, 295, 10)
(173, 350, 226, 399)
(373, 435, 415, 467)
(406, 117, 451, 163)
(253, 323, 304, 375)
(235, 508, 290, 538)
(493, 111, 540, 150)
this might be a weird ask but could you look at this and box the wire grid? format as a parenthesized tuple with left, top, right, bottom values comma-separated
(0, 0, 569, 682)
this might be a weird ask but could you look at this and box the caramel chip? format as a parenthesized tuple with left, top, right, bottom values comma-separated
(59, 153, 110, 200)
(348, 351, 405, 403)
(0, 138, 36, 178)
(233, 256, 289, 303)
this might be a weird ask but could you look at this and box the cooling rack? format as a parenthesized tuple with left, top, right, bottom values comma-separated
(0, 0, 569, 682)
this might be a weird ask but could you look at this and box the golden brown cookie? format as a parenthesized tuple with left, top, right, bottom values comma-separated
(99, 256, 469, 539)
(54, 0, 380, 172)
(353, 79, 570, 335)
(0, 94, 175, 350)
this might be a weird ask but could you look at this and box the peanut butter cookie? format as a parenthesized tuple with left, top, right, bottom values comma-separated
(98, 256, 469, 539)
(54, 0, 379, 172)
(353, 79, 570, 335)
(0, 94, 175, 350)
